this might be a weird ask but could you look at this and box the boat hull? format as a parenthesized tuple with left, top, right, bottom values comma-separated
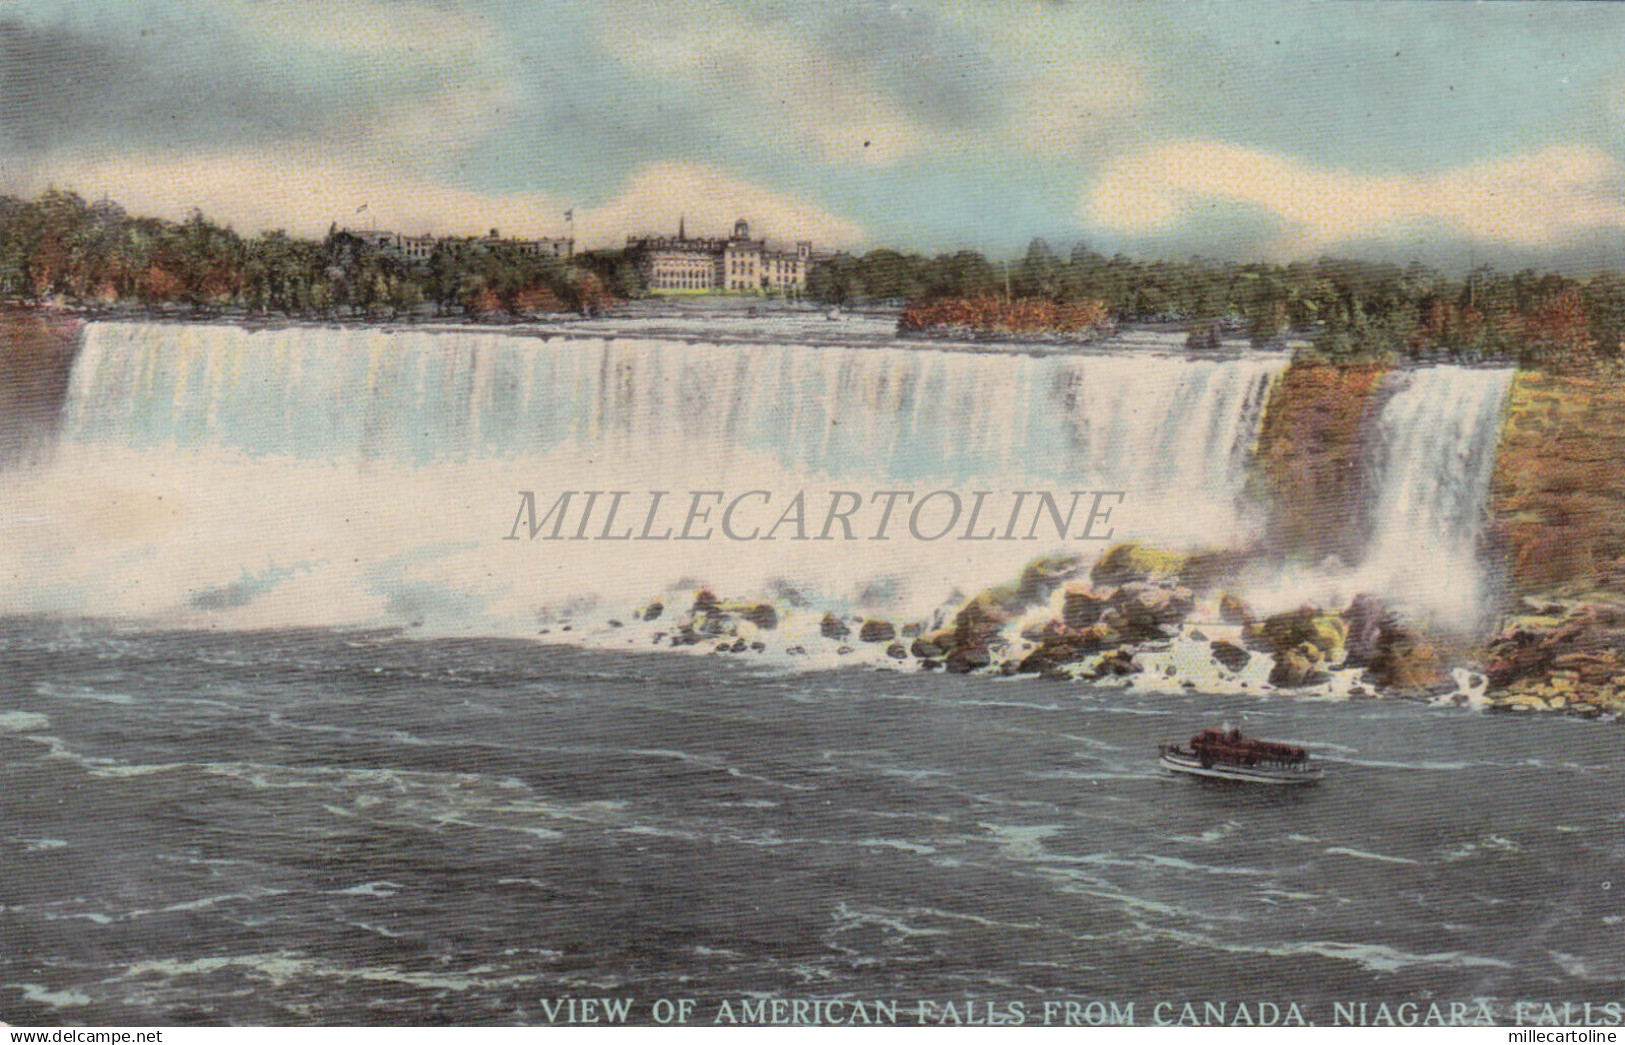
(1159, 751, 1322, 786)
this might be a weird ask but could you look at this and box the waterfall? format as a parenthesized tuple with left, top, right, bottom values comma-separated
(1356, 366, 1514, 624)
(12, 320, 1292, 631)
(63, 321, 1283, 509)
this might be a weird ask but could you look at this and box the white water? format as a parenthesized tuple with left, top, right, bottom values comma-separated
(1242, 365, 1514, 628)
(0, 321, 1285, 637)
(1360, 367, 1515, 622)
(2, 320, 1511, 647)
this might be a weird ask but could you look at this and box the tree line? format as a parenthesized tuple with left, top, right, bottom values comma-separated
(811, 239, 1625, 370)
(0, 188, 643, 319)
(4, 189, 1623, 369)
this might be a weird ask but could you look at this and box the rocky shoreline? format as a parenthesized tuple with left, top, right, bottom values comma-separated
(611, 538, 1623, 720)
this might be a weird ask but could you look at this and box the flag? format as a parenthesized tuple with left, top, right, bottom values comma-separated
(563, 209, 574, 222)
(356, 203, 369, 213)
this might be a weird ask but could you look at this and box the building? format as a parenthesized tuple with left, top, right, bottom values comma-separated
(627, 219, 812, 294)
(343, 227, 573, 263)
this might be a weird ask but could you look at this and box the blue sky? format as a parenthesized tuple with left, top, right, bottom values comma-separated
(4, 0, 1624, 267)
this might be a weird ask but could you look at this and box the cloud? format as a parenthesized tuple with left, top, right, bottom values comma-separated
(1085, 140, 1625, 254)
(578, 162, 866, 248)
(0, 2, 514, 167)
(596, 3, 964, 166)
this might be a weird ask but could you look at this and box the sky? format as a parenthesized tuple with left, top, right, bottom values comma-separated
(3, 0, 1625, 268)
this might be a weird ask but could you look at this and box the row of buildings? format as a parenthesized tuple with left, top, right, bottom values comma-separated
(342, 218, 817, 294)
(347, 227, 574, 263)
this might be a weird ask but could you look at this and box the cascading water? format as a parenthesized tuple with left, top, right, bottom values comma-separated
(9, 320, 1289, 638)
(1357, 366, 1514, 626)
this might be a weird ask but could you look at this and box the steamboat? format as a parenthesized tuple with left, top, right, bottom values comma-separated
(1159, 727, 1322, 786)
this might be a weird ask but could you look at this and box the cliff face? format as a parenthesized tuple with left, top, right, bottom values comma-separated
(1250, 361, 1390, 566)
(1489, 371, 1625, 596)
(0, 306, 81, 467)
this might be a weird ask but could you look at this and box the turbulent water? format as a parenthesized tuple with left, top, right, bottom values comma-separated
(1, 622, 1622, 1025)
(0, 314, 1594, 1027)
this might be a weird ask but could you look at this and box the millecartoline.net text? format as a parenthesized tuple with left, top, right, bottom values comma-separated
(503, 490, 1126, 542)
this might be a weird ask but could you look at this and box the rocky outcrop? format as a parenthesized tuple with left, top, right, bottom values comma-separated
(1251, 360, 1390, 566)
(1483, 599, 1625, 713)
(1490, 371, 1625, 595)
(0, 306, 81, 468)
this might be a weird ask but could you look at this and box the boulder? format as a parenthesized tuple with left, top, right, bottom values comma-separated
(642, 602, 664, 621)
(820, 613, 851, 640)
(1255, 607, 1347, 663)
(1089, 648, 1141, 679)
(1366, 630, 1450, 694)
(1209, 640, 1251, 672)
(1341, 594, 1387, 668)
(1018, 623, 1120, 676)
(1269, 643, 1329, 688)
(1109, 582, 1195, 640)
(945, 645, 992, 674)
(910, 638, 946, 659)
(885, 643, 908, 660)
(1090, 542, 1191, 587)
(1062, 586, 1109, 628)
(742, 603, 779, 630)
(859, 620, 896, 643)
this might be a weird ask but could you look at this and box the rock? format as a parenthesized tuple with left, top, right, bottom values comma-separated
(910, 637, 949, 663)
(1269, 644, 1329, 688)
(642, 602, 664, 621)
(729, 638, 748, 653)
(1109, 582, 1195, 640)
(607, 619, 623, 628)
(1188, 629, 1208, 642)
(1090, 542, 1191, 587)
(1017, 628, 1108, 676)
(885, 643, 908, 660)
(1178, 548, 1252, 593)
(836, 645, 854, 656)
(1089, 648, 1141, 679)
(1012, 555, 1087, 607)
(1209, 640, 1251, 672)
(1256, 607, 1347, 663)
(785, 645, 807, 656)
(859, 619, 896, 643)
(945, 645, 992, 674)
(1061, 586, 1109, 628)
(820, 613, 851, 640)
(1366, 630, 1450, 694)
(1218, 593, 1255, 625)
(750, 641, 766, 652)
(1342, 594, 1387, 668)
(742, 603, 779, 630)
(692, 589, 721, 614)
(911, 638, 945, 659)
